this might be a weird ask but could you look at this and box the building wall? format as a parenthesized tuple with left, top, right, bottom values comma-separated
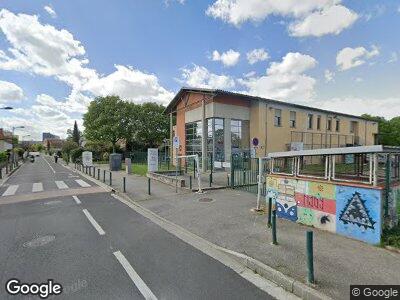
(173, 91, 378, 161)
(266, 175, 384, 245)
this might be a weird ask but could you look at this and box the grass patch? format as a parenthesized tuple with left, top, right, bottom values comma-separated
(382, 225, 400, 249)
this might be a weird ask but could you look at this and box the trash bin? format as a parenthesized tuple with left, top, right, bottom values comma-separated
(109, 153, 122, 171)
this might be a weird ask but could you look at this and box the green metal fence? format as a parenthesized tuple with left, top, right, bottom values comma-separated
(230, 154, 268, 196)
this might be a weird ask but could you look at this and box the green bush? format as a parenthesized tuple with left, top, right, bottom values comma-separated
(70, 147, 84, 163)
(0, 151, 7, 162)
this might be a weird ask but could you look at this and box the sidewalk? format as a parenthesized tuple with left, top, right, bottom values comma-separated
(81, 163, 400, 300)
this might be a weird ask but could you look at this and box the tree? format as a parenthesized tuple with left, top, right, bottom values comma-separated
(61, 140, 79, 164)
(83, 96, 128, 152)
(67, 121, 81, 145)
(361, 114, 400, 146)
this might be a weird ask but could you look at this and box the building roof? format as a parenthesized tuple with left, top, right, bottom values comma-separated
(164, 87, 374, 121)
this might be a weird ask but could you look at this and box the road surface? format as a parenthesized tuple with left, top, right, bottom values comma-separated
(0, 156, 282, 299)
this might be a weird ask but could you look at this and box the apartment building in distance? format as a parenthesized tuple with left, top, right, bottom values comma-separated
(165, 88, 379, 170)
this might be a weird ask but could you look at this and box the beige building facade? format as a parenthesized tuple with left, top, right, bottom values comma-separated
(165, 88, 379, 170)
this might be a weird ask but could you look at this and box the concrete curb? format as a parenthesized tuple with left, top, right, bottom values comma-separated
(69, 164, 331, 300)
(215, 247, 331, 300)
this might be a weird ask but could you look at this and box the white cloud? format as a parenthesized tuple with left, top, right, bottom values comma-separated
(0, 80, 24, 103)
(336, 45, 380, 71)
(206, 0, 358, 37)
(211, 49, 240, 67)
(324, 69, 334, 82)
(179, 64, 235, 89)
(0, 9, 174, 138)
(311, 96, 400, 119)
(83, 65, 174, 104)
(388, 52, 398, 63)
(44, 5, 57, 18)
(355, 77, 363, 82)
(246, 48, 269, 64)
(164, 0, 186, 6)
(289, 5, 358, 37)
(239, 52, 317, 101)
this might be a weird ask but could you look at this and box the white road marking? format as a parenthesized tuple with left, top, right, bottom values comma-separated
(82, 209, 105, 235)
(2, 185, 19, 196)
(32, 182, 43, 193)
(75, 179, 91, 187)
(55, 181, 68, 190)
(113, 251, 157, 300)
(43, 157, 55, 173)
(72, 195, 81, 204)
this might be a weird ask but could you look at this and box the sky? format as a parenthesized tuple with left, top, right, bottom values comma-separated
(0, 0, 399, 140)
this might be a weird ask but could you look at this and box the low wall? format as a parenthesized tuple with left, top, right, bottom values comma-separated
(147, 170, 185, 188)
(266, 175, 387, 245)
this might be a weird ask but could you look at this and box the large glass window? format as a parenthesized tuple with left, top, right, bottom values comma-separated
(231, 119, 250, 154)
(185, 121, 202, 157)
(317, 115, 321, 130)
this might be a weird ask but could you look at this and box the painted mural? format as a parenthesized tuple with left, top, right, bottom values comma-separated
(266, 175, 384, 245)
(335, 185, 381, 244)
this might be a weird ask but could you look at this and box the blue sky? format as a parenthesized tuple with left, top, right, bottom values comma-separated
(0, 0, 399, 139)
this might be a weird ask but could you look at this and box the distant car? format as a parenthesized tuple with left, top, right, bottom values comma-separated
(29, 151, 40, 157)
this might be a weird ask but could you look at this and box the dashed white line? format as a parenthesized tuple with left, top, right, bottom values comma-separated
(72, 195, 81, 204)
(2, 185, 19, 196)
(32, 182, 43, 193)
(113, 251, 158, 300)
(75, 179, 91, 187)
(55, 181, 68, 190)
(43, 157, 55, 174)
(82, 209, 105, 235)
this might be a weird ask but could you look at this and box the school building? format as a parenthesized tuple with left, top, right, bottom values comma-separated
(165, 87, 379, 171)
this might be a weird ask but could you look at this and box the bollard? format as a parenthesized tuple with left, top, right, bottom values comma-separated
(109, 171, 112, 185)
(267, 197, 272, 228)
(148, 178, 151, 195)
(97, 169, 100, 180)
(0, 167, 2, 179)
(227, 175, 229, 187)
(123, 177, 126, 193)
(272, 210, 278, 245)
(306, 231, 315, 284)
(209, 173, 212, 187)
(93, 167, 96, 178)
(103, 170, 106, 183)
(189, 175, 192, 190)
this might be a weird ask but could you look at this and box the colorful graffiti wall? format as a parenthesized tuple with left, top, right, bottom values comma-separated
(266, 176, 383, 244)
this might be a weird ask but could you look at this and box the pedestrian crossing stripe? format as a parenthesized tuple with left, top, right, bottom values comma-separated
(32, 182, 44, 193)
(55, 181, 68, 189)
(75, 179, 91, 187)
(2, 185, 18, 196)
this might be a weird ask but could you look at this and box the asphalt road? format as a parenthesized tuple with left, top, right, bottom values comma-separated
(0, 156, 276, 299)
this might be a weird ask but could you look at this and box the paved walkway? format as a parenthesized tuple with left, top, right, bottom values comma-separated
(76, 162, 400, 300)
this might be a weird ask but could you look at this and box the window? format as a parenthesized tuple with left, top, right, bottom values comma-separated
(185, 121, 202, 157)
(350, 121, 357, 133)
(231, 120, 250, 153)
(274, 109, 282, 127)
(327, 118, 332, 131)
(206, 118, 225, 164)
(335, 119, 340, 132)
(307, 114, 313, 130)
(289, 111, 296, 128)
(317, 115, 321, 130)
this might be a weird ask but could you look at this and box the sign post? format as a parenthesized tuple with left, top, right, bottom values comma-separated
(147, 149, 159, 172)
(82, 151, 93, 167)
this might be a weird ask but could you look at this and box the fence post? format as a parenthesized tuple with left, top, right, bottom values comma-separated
(123, 177, 126, 193)
(267, 197, 272, 228)
(272, 210, 278, 245)
(148, 178, 151, 195)
(189, 175, 192, 190)
(384, 154, 391, 217)
(230, 156, 235, 188)
(109, 171, 112, 185)
(306, 231, 315, 284)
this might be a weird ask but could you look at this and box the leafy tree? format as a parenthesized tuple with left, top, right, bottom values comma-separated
(67, 121, 81, 145)
(61, 140, 79, 163)
(83, 96, 128, 152)
(361, 114, 400, 146)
